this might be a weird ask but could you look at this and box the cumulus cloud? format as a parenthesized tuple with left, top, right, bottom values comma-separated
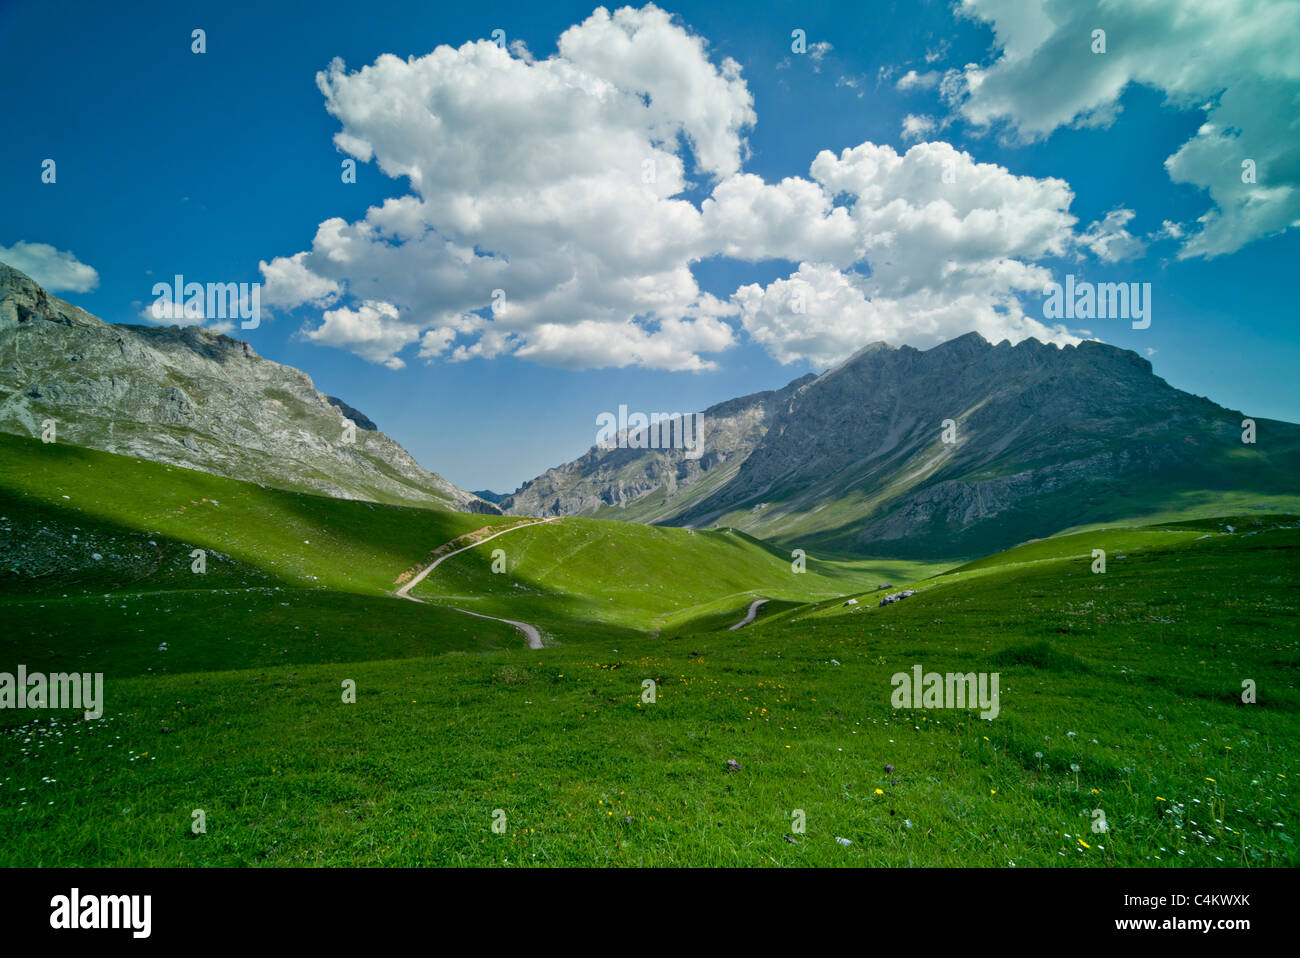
(901, 114, 937, 141)
(260, 251, 340, 310)
(261, 4, 755, 371)
(303, 301, 419, 370)
(1078, 208, 1147, 262)
(0, 241, 99, 293)
(943, 0, 1300, 258)
(808, 141, 1078, 289)
(261, 3, 1120, 371)
(736, 262, 1078, 367)
(731, 142, 1083, 365)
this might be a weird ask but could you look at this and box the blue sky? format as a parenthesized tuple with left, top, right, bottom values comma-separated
(3, 0, 1297, 492)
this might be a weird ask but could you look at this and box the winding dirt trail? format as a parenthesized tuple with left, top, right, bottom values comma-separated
(729, 598, 769, 630)
(396, 518, 557, 649)
(452, 607, 544, 649)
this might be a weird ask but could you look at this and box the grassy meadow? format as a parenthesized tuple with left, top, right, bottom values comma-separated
(0, 432, 1296, 866)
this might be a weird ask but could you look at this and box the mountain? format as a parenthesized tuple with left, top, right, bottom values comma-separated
(502, 332, 1300, 557)
(0, 261, 498, 514)
(499, 373, 816, 522)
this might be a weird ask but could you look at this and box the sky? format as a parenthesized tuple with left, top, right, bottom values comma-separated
(2, 0, 1298, 493)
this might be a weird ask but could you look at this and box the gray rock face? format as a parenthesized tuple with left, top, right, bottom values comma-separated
(878, 590, 916, 607)
(325, 396, 377, 432)
(505, 331, 1300, 556)
(499, 374, 816, 521)
(0, 261, 498, 514)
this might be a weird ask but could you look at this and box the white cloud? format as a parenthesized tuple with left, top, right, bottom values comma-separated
(735, 262, 1078, 368)
(262, 4, 1122, 371)
(259, 251, 340, 310)
(944, 0, 1300, 258)
(835, 75, 864, 98)
(731, 141, 1083, 365)
(262, 4, 752, 370)
(418, 319, 483, 362)
(700, 173, 859, 265)
(140, 295, 206, 327)
(901, 114, 937, 141)
(514, 313, 734, 371)
(897, 69, 941, 91)
(303, 301, 419, 369)
(1078, 208, 1147, 262)
(924, 41, 951, 64)
(0, 241, 99, 293)
(1148, 219, 1185, 242)
(808, 141, 1078, 291)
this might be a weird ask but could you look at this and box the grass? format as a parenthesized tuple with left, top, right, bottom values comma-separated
(409, 517, 938, 640)
(0, 433, 1295, 866)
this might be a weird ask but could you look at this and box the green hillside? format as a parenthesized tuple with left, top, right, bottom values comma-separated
(0, 432, 905, 655)
(409, 516, 937, 639)
(0, 432, 1296, 867)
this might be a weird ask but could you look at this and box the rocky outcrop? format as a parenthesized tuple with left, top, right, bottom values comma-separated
(505, 330, 1300, 556)
(0, 261, 498, 514)
(499, 374, 815, 520)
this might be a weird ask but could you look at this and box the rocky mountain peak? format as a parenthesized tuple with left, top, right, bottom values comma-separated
(0, 261, 497, 514)
(502, 328, 1296, 557)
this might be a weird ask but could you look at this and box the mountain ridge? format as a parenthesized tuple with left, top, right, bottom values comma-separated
(500, 330, 1300, 557)
(499, 371, 817, 522)
(0, 261, 499, 514)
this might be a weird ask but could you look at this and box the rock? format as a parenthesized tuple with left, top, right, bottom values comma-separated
(496, 329, 1300, 556)
(725, 759, 742, 772)
(325, 396, 377, 432)
(0, 261, 498, 515)
(879, 590, 917, 607)
(884, 764, 894, 774)
(498, 373, 815, 518)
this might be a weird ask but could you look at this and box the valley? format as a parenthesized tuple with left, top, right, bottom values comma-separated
(1, 430, 1295, 867)
(0, 261, 1295, 868)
